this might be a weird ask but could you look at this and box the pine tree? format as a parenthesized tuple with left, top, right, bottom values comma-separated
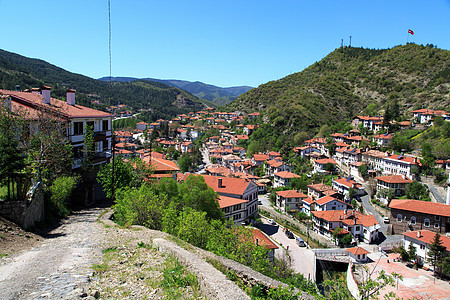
(427, 233, 446, 277)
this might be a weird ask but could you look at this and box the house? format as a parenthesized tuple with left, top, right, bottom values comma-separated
(252, 153, 270, 166)
(314, 195, 352, 212)
(1, 88, 113, 169)
(293, 146, 320, 158)
(302, 197, 315, 216)
(273, 171, 300, 188)
(332, 177, 365, 199)
(136, 121, 148, 131)
(313, 158, 337, 173)
(383, 154, 421, 180)
(142, 155, 180, 179)
(375, 175, 413, 204)
(200, 175, 259, 224)
(265, 159, 291, 177)
(312, 210, 380, 244)
(372, 133, 393, 148)
(412, 108, 447, 124)
(307, 183, 334, 200)
(275, 190, 307, 212)
(402, 230, 450, 269)
(250, 229, 278, 262)
(218, 195, 247, 224)
(346, 247, 370, 263)
(389, 199, 450, 234)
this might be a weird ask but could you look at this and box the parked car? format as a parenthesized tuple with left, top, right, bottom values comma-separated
(285, 230, 294, 239)
(296, 237, 306, 247)
(383, 217, 390, 224)
(268, 219, 276, 225)
(258, 200, 262, 205)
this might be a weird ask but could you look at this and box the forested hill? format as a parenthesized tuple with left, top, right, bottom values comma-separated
(229, 43, 450, 138)
(99, 76, 253, 106)
(0, 49, 206, 120)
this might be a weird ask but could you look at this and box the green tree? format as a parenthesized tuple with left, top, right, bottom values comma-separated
(317, 124, 331, 138)
(408, 243, 417, 263)
(392, 135, 411, 152)
(293, 131, 310, 145)
(48, 176, 79, 218)
(97, 157, 138, 199)
(421, 142, 436, 173)
(326, 137, 336, 156)
(178, 154, 192, 173)
(246, 140, 261, 157)
(358, 164, 368, 178)
(406, 181, 430, 201)
(427, 233, 447, 277)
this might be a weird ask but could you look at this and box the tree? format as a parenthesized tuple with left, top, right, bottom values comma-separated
(357, 266, 402, 300)
(408, 242, 417, 263)
(246, 140, 261, 157)
(178, 154, 192, 173)
(427, 233, 447, 277)
(326, 137, 336, 156)
(97, 157, 138, 199)
(293, 131, 310, 145)
(392, 135, 411, 152)
(421, 142, 436, 173)
(406, 181, 430, 201)
(358, 164, 368, 178)
(0, 104, 26, 200)
(317, 124, 331, 138)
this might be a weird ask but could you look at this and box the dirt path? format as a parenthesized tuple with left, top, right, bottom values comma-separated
(0, 208, 105, 299)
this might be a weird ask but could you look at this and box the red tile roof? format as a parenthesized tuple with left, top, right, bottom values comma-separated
(312, 210, 378, 228)
(307, 183, 333, 192)
(315, 195, 342, 205)
(218, 195, 247, 209)
(402, 230, 450, 251)
(333, 177, 363, 189)
(199, 175, 253, 196)
(253, 154, 270, 161)
(375, 175, 413, 184)
(142, 156, 179, 172)
(346, 247, 370, 255)
(274, 171, 300, 179)
(252, 229, 278, 249)
(314, 158, 337, 165)
(276, 190, 307, 198)
(1, 89, 112, 119)
(389, 199, 450, 217)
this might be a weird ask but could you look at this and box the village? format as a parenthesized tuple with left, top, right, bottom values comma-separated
(110, 105, 450, 298)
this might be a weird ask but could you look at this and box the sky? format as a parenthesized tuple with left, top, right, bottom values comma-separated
(0, 0, 449, 88)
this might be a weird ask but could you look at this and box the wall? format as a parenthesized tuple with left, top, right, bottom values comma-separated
(346, 262, 360, 299)
(0, 182, 44, 230)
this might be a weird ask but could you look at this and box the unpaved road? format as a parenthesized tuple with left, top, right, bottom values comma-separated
(0, 208, 105, 299)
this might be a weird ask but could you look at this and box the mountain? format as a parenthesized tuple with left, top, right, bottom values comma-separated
(229, 44, 450, 144)
(98, 76, 253, 106)
(0, 49, 208, 121)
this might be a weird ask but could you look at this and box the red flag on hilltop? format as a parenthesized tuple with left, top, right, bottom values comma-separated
(408, 29, 414, 35)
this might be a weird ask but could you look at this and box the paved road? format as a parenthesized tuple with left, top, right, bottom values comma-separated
(424, 182, 446, 203)
(0, 208, 104, 299)
(361, 194, 388, 235)
(259, 217, 315, 281)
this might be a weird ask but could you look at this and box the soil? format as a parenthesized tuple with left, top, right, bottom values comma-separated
(0, 216, 42, 257)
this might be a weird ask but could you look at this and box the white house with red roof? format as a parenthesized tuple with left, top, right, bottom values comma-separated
(375, 175, 413, 204)
(273, 171, 300, 188)
(275, 190, 307, 212)
(199, 175, 259, 224)
(372, 133, 393, 147)
(346, 247, 370, 263)
(265, 159, 291, 177)
(402, 230, 450, 269)
(412, 108, 447, 124)
(314, 195, 352, 212)
(332, 177, 365, 198)
(218, 195, 247, 224)
(136, 121, 148, 131)
(1, 88, 113, 169)
(302, 197, 315, 216)
(313, 158, 337, 173)
(312, 210, 380, 243)
(383, 153, 420, 179)
(252, 153, 270, 166)
(293, 146, 320, 158)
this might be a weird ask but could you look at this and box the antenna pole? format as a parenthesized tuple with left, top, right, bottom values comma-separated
(349, 36, 352, 47)
(341, 39, 343, 48)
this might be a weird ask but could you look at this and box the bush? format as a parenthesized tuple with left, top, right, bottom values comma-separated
(48, 176, 79, 218)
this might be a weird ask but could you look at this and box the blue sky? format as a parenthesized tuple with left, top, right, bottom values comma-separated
(0, 0, 449, 87)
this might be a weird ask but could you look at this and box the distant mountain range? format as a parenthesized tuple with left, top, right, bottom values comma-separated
(0, 49, 210, 121)
(98, 77, 253, 106)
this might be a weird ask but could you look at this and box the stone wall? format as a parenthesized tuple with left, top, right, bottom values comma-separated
(0, 182, 44, 230)
(346, 262, 360, 299)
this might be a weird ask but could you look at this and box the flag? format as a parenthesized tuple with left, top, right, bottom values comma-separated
(408, 29, 414, 35)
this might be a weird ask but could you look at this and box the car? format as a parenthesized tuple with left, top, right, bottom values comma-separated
(296, 237, 306, 247)
(285, 230, 294, 239)
(383, 217, 390, 224)
(268, 219, 276, 225)
(257, 200, 262, 205)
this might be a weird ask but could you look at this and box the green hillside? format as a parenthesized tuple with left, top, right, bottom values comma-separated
(0, 49, 205, 121)
(229, 44, 450, 142)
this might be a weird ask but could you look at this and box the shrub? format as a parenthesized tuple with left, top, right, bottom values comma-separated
(48, 176, 79, 218)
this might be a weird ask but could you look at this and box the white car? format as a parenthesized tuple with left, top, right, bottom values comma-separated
(383, 217, 390, 224)
(268, 219, 276, 225)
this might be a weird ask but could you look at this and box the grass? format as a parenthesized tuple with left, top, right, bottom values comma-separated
(0, 253, 7, 258)
(92, 262, 109, 274)
(102, 246, 118, 254)
(160, 255, 200, 299)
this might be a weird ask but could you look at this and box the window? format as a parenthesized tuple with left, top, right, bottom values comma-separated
(397, 214, 402, 222)
(102, 120, 109, 131)
(74, 122, 83, 135)
(434, 223, 440, 229)
(424, 218, 430, 227)
(410, 216, 416, 225)
(435, 216, 440, 221)
(420, 244, 425, 250)
(73, 146, 84, 159)
(103, 140, 109, 151)
(86, 121, 94, 131)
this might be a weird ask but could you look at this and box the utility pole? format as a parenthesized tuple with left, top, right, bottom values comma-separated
(349, 36, 352, 47)
(341, 39, 343, 48)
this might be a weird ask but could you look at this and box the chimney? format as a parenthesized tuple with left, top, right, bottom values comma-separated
(401, 174, 406, 180)
(31, 87, 40, 94)
(41, 86, 51, 104)
(417, 230, 421, 238)
(66, 89, 76, 106)
(218, 178, 223, 188)
(385, 151, 389, 157)
(352, 183, 357, 189)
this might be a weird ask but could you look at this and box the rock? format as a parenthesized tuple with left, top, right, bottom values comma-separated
(80, 291, 88, 297)
(91, 290, 100, 298)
